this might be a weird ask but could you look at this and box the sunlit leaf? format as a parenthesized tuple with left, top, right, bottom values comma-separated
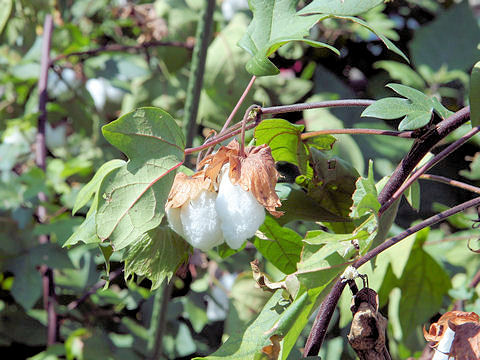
(72, 159, 125, 215)
(253, 216, 303, 274)
(299, 0, 383, 16)
(362, 83, 453, 130)
(123, 226, 191, 289)
(239, 0, 339, 76)
(255, 119, 307, 173)
(96, 108, 185, 250)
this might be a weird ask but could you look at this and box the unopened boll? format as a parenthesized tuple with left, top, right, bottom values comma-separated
(167, 190, 224, 251)
(216, 166, 265, 249)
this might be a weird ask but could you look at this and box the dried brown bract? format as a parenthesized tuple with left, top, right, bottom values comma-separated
(199, 139, 282, 216)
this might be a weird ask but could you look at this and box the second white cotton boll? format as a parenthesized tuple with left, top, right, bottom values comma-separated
(180, 190, 224, 251)
(216, 168, 265, 249)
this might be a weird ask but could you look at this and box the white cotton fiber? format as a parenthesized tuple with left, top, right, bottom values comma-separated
(180, 190, 224, 251)
(216, 168, 265, 249)
(166, 207, 184, 237)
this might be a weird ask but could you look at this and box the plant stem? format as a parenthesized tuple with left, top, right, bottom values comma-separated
(378, 106, 471, 212)
(301, 128, 414, 140)
(419, 174, 480, 195)
(184, 99, 376, 154)
(37, 14, 58, 346)
(67, 268, 123, 310)
(261, 99, 375, 115)
(379, 118, 477, 215)
(50, 40, 194, 65)
(184, 0, 216, 149)
(148, 281, 173, 360)
(304, 195, 480, 356)
(220, 75, 257, 134)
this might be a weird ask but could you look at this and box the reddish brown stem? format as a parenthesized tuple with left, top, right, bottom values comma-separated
(301, 128, 414, 140)
(419, 174, 480, 195)
(37, 14, 58, 345)
(378, 107, 471, 212)
(220, 75, 256, 135)
(380, 120, 477, 215)
(50, 40, 194, 65)
(304, 196, 480, 356)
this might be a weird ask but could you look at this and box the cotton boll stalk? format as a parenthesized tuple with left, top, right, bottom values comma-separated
(180, 190, 224, 251)
(216, 166, 265, 249)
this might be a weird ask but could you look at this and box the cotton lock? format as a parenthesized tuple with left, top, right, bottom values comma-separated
(165, 140, 282, 252)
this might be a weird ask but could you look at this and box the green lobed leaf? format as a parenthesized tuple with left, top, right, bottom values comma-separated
(350, 160, 380, 218)
(238, 0, 339, 76)
(336, 16, 408, 62)
(275, 183, 349, 225)
(253, 216, 303, 274)
(470, 61, 480, 128)
(194, 290, 312, 359)
(255, 119, 307, 173)
(302, 148, 360, 219)
(299, 0, 384, 16)
(374, 60, 426, 89)
(404, 180, 420, 211)
(64, 210, 100, 246)
(295, 242, 348, 290)
(72, 159, 125, 215)
(96, 107, 185, 250)
(123, 226, 191, 289)
(362, 83, 453, 131)
(397, 229, 451, 337)
(409, 1, 480, 72)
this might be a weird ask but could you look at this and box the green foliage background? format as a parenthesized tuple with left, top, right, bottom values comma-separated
(0, 0, 480, 359)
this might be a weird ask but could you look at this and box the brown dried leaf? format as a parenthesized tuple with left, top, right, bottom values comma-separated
(251, 260, 285, 293)
(199, 140, 239, 184)
(165, 171, 211, 209)
(450, 321, 480, 359)
(199, 140, 282, 216)
(261, 334, 283, 360)
(423, 311, 480, 343)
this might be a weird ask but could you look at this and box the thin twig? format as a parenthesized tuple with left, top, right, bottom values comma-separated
(67, 268, 123, 310)
(379, 119, 477, 215)
(184, 99, 376, 155)
(378, 107, 471, 212)
(419, 174, 480, 195)
(50, 40, 194, 65)
(261, 99, 375, 115)
(37, 14, 58, 346)
(149, 281, 174, 360)
(220, 75, 257, 134)
(301, 128, 414, 140)
(184, 0, 216, 150)
(304, 196, 480, 356)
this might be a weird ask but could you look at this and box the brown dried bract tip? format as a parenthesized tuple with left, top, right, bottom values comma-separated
(199, 139, 283, 217)
(165, 171, 211, 210)
(423, 310, 480, 343)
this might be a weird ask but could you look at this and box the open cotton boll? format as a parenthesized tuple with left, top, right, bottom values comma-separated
(216, 167, 265, 249)
(166, 207, 184, 237)
(180, 190, 224, 251)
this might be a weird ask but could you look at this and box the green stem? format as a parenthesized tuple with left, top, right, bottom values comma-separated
(184, 0, 216, 149)
(148, 281, 173, 360)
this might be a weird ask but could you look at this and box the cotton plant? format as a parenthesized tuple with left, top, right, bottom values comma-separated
(165, 139, 282, 251)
